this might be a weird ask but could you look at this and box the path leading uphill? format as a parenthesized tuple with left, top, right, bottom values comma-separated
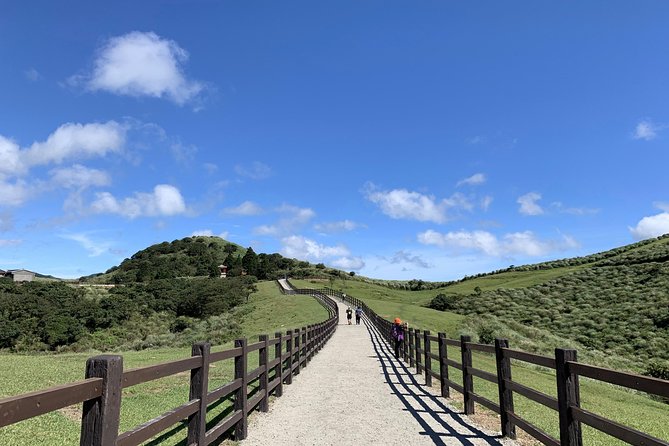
(240, 299, 517, 446)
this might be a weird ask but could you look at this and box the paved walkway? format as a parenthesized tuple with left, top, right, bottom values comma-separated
(241, 300, 516, 446)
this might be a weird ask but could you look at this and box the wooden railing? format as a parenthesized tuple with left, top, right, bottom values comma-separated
(0, 285, 338, 445)
(314, 286, 668, 446)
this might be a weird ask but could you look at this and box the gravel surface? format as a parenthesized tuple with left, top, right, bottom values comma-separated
(241, 300, 517, 446)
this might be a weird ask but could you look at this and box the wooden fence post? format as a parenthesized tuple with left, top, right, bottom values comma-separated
(495, 339, 515, 438)
(409, 328, 415, 367)
(438, 333, 449, 398)
(274, 332, 283, 397)
(461, 335, 474, 415)
(187, 342, 210, 445)
(424, 330, 432, 386)
(403, 327, 409, 362)
(301, 327, 307, 367)
(259, 335, 269, 412)
(415, 329, 422, 374)
(556, 348, 582, 446)
(285, 330, 293, 384)
(80, 355, 123, 446)
(294, 327, 301, 375)
(233, 338, 248, 440)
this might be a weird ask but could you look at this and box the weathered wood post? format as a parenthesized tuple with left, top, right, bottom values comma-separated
(301, 327, 307, 367)
(461, 335, 474, 415)
(187, 342, 210, 445)
(415, 329, 422, 374)
(408, 328, 415, 367)
(285, 329, 293, 384)
(293, 327, 301, 375)
(274, 332, 284, 396)
(259, 335, 269, 412)
(556, 348, 582, 446)
(495, 339, 515, 438)
(424, 330, 432, 386)
(233, 338, 248, 440)
(80, 355, 123, 446)
(438, 333, 450, 398)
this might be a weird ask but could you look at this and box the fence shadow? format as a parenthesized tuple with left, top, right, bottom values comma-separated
(364, 317, 506, 446)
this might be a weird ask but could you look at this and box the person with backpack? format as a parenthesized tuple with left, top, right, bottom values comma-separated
(391, 317, 405, 358)
(346, 306, 353, 325)
(355, 306, 363, 325)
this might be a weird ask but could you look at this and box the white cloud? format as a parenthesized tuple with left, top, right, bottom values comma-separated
(235, 162, 272, 180)
(0, 239, 22, 247)
(50, 165, 111, 189)
(551, 202, 599, 215)
(481, 196, 493, 211)
(60, 233, 112, 257)
(331, 256, 365, 271)
(0, 212, 14, 231)
(517, 192, 544, 216)
(653, 201, 669, 212)
(418, 229, 579, 257)
(629, 212, 669, 239)
(365, 185, 472, 224)
(280, 235, 349, 261)
(23, 121, 125, 167)
(80, 31, 203, 105)
(191, 229, 229, 239)
(314, 220, 362, 233)
(25, 68, 41, 81)
(633, 120, 659, 141)
(0, 180, 31, 206)
(223, 201, 264, 216)
(90, 184, 186, 219)
(457, 173, 486, 187)
(0, 136, 26, 177)
(389, 250, 431, 268)
(254, 204, 315, 236)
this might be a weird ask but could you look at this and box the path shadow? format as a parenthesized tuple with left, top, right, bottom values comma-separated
(363, 316, 507, 446)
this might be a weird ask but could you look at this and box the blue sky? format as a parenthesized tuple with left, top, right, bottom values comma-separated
(1, 1, 668, 280)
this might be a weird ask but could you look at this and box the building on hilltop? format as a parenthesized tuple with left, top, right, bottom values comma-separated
(3, 269, 35, 282)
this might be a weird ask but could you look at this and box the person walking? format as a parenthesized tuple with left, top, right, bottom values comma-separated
(346, 306, 353, 325)
(355, 306, 363, 325)
(391, 318, 405, 358)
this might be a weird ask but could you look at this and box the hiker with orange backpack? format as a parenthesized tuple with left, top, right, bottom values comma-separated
(391, 318, 405, 358)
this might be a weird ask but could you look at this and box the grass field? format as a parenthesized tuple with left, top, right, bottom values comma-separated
(0, 281, 328, 446)
(290, 278, 669, 446)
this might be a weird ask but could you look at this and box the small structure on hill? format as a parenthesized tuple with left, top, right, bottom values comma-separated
(218, 264, 227, 278)
(4, 269, 35, 282)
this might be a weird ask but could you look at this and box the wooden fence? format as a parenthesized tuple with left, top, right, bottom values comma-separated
(299, 284, 669, 446)
(0, 286, 339, 445)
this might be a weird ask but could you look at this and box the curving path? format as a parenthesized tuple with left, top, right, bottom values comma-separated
(240, 299, 517, 446)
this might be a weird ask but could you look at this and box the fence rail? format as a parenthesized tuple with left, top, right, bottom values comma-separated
(0, 282, 339, 445)
(313, 286, 669, 446)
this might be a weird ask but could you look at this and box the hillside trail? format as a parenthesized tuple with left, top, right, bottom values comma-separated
(240, 298, 517, 446)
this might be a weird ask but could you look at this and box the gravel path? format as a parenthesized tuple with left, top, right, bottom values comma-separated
(240, 300, 516, 446)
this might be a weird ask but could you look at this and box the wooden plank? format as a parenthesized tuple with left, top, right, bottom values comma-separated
(424, 330, 432, 387)
(233, 338, 248, 440)
(116, 400, 199, 446)
(461, 335, 474, 415)
(204, 411, 242, 446)
(503, 348, 556, 369)
(259, 334, 269, 412)
(438, 332, 450, 398)
(466, 342, 496, 354)
(495, 338, 515, 439)
(427, 368, 440, 380)
(80, 355, 123, 446)
(210, 347, 242, 363)
(247, 366, 263, 383)
(572, 407, 669, 446)
(568, 362, 669, 398)
(506, 379, 558, 410)
(443, 338, 460, 347)
(206, 379, 242, 404)
(467, 366, 498, 384)
(246, 393, 263, 413)
(508, 411, 560, 446)
(445, 379, 464, 394)
(246, 341, 264, 353)
(122, 357, 202, 388)
(444, 358, 463, 370)
(427, 335, 439, 342)
(187, 342, 210, 446)
(471, 393, 500, 414)
(556, 349, 582, 446)
(428, 352, 439, 361)
(267, 357, 281, 369)
(0, 378, 102, 428)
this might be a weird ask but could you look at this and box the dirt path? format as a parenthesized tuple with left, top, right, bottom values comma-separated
(240, 300, 516, 446)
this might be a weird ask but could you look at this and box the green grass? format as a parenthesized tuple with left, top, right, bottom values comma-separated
(296, 279, 669, 446)
(0, 281, 327, 446)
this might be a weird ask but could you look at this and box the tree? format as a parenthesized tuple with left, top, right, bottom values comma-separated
(242, 247, 259, 277)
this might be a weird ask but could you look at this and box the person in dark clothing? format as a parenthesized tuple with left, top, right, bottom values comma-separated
(391, 318, 405, 358)
(355, 306, 363, 325)
(346, 307, 353, 325)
